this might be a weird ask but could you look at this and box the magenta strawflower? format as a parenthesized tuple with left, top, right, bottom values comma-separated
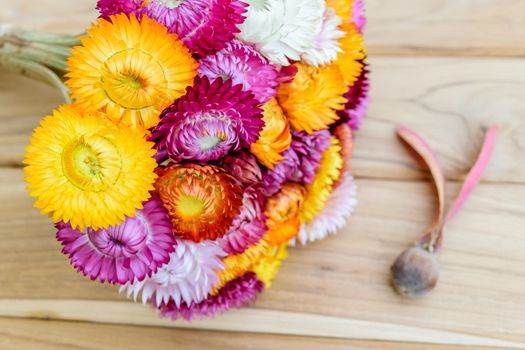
(155, 0, 248, 56)
(158, 272, 264, 321)
(220, 186, 267, 255)
(97, 0, 144, 18)
(56, 197, 175, 284)
(98, 0, 248, 56)
(262, 130, 331, 196)
(276, 64, 298, 85)
(338, 65, 369, 130)
(221, 151, 263, 187)
(151, 76, 264, 163)
(199, 40, 279, 103)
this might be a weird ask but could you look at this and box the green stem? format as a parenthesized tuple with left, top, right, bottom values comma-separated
(2, 26, 81, 46)
(0, 53, 72, 104)
(0, 25, 78, 102)
(1, 42, 69, 71)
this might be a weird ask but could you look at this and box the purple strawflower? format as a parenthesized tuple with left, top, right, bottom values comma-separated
(56, 197, 175, 285)
(338, 65, 370, 131)
(288, 129, 332, 183)
(199, 40, 279, 103)
(262, 148, 300, 197)
(151, 76, 264, 163)
(220, 186, 267, 255)
(157, 272, 264, 321)
(262, 129, 331, 196)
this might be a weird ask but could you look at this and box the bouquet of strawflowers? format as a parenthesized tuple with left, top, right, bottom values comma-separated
(15, 0, 368, 320)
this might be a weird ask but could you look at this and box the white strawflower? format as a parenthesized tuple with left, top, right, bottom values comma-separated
(237, 0, 325, 66)
(120, 239, 226, 307)
(301, 8, 345, 66)
(291, 175, 357, 245)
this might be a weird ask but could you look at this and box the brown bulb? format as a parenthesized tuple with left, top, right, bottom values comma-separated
(390, 246, 440, 297)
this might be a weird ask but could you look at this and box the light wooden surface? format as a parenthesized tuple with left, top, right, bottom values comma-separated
(1, 0, 525, 349)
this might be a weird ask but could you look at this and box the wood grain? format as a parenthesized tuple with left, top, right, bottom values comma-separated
(1, 0, 525, 348)
(2, 302, 525, 349)
(1, 318, 518, 350)
(366, 0, 525, 57)
(353, 56, 525, 183)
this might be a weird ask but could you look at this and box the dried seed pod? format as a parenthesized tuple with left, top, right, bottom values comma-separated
(391, 126, 497, 298)
(391, 246, 440, 297)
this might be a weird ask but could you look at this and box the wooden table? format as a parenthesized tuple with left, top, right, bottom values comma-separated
(1, 1, 525, 349)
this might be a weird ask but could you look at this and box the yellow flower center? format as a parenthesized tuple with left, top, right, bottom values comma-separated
(176, 195, 205, 220)
(62, 135, 122, 192)
(102, 49, 167, 110)
(120, 75, 145, 90)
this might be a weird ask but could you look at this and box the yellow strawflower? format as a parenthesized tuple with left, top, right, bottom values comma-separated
(24, 104, 157, 230)
(66, 14, 198, 131)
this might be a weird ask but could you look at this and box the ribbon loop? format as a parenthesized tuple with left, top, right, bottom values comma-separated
(397, 126, 497, 253)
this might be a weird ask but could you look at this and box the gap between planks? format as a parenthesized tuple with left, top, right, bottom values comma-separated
(1, 299, 525, 350)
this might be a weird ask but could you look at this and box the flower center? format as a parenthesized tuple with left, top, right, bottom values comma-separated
(62, 135, 122, 192)
(197, 134, 222, 150)
(120, 74, 145, 90)
(176, 195, 205, 220)
(156, 0, 184, 9)
(102, 49, 167, 110)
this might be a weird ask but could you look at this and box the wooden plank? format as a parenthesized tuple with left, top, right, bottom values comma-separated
(2, 56, 525, 182)
(0, 318, 517, 350)
(2, 168, 525, 344)
(2, 303, 525, 349)
(353, 56, 525, 183)
(2, 0, 525, 56)
(366, 0, 525, 57)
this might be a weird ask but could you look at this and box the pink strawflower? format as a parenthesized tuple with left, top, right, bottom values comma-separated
(121, 239, 226, 307)
(262, 129, 331, 196)
(220, 186, 267, 254)
(199, 40, 279, 103)
(221, 151, 263, 187)
(293, 175, 358, 245)
(158, 272, 264, 321)
(338, 65, 370, 131)
(352, 0, 367, 33)
(56, 197, 175, 284)
(151, 76, 264, 163)
(97, 0, 144, 18)
(145, 0, 248, 56)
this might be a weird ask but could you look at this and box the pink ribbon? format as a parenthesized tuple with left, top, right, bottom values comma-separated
(397, 126, 498, 253)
